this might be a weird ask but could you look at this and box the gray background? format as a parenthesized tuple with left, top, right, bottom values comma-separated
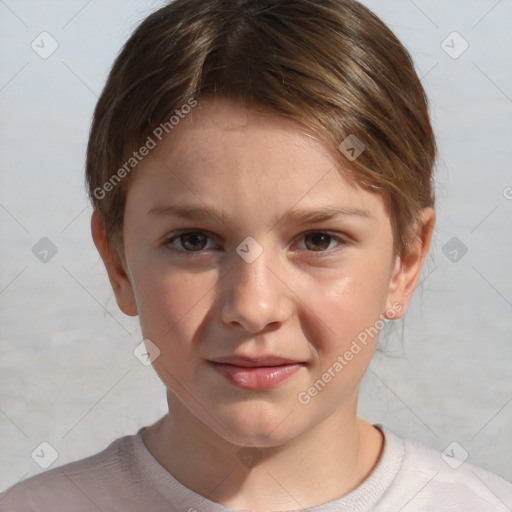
(1, 0, 511, 492)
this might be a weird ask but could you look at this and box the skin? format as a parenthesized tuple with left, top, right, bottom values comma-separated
(92, 97, 434, 510)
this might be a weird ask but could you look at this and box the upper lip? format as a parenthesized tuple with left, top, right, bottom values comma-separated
(210, 355, 304, 367)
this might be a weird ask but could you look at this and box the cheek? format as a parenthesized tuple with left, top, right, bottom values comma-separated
(295, 271, 391, 406)
(306, 263, 392, 346)
(133, 262, 218, 346)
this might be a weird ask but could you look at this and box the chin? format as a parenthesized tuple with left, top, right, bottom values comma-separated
(206, 402, 301, 448)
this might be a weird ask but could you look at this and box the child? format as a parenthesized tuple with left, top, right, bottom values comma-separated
(1, 0, 511, 510)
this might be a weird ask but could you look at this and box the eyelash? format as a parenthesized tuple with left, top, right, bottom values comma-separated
(164, 230, 348, 256)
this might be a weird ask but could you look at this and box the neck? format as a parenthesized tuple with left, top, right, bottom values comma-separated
(141, 393, 384, 511)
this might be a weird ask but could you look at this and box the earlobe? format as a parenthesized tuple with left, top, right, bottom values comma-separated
(385, 208, 435, 319)
(90, 210, 138, 317)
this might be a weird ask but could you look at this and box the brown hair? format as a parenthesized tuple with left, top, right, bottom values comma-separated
(85, 0, 436, 256)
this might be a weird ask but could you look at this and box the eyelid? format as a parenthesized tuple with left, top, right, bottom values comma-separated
(165, 229, 350, 255)
(294, 230, 347, 253)
(166, 229, 219, 253)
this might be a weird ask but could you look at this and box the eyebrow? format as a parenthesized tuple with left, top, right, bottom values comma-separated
(148, 203, 371, 227)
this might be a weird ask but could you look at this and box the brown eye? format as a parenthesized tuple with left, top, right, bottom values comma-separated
(172, 231, 209, 251)
(303, 232, 337, 251)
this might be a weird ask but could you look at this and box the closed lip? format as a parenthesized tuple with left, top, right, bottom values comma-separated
(209, 355, 305, 367)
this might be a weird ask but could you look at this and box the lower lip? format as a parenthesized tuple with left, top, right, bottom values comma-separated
(211, 363, 304, 390)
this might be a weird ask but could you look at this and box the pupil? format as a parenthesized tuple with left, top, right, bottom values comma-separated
(307, 233, 330, 251)
(183, 232, 206, 251)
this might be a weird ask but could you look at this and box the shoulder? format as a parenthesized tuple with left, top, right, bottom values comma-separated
(0, 434, 137, 511)
(376, 426, 512, 512)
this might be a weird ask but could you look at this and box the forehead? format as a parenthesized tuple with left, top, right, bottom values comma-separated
(140, 98, 335, 182)
(127, 98, 389, 229)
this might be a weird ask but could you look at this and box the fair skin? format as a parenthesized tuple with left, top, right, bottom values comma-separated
(92, 97, 434, 510)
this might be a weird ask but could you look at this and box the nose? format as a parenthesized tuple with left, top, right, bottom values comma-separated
(219, 248, 294, 333)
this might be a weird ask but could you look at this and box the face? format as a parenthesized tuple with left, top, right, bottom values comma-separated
(95, 98, 430, 447)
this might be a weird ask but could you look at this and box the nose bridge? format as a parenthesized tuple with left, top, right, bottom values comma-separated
(219, 242, 291, 332)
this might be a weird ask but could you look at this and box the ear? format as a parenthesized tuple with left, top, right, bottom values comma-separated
(91, 210, 138, 316)
(385, 207, 435, 319)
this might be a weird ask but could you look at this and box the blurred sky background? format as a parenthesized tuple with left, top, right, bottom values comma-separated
(1, 0, 511, 491)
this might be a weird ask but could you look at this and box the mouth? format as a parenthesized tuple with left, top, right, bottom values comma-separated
(208, 355, 307, 390)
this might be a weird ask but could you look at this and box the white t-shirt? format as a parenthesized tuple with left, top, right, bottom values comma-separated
(1, 425, 510, 511)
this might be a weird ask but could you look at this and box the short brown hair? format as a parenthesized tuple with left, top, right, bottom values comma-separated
(86, 0, 436, 256)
